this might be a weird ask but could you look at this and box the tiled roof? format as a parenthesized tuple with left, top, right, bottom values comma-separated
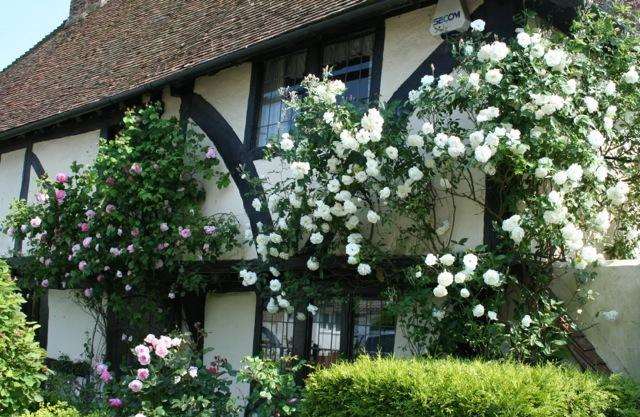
(0, 0, 377, 137)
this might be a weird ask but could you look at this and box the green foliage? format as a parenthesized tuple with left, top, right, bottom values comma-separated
(238, 356, 306, 417)
(302, 356, 640, 417)
(41, 357, 104, 415)
(105, 334, 238, 417)
(0, 260, 48, 415)
(18, 402, 107, 417)
(3, 103, 240, 333)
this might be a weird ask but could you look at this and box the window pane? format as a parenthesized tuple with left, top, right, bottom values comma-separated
(255, 51, 306, 147)
(323, 33, 374, 103)
(310, 299, 343, 365)
(261, 306, 295, 360)
(353, 299, 395, 356)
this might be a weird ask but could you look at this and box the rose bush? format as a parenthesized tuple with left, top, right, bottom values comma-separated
(239, 3, 640, 362)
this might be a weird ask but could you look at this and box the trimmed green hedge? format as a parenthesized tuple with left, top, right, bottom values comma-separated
(302, 357, 640, 417)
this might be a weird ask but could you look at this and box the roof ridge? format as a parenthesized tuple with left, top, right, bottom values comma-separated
(1, 20, 68, 73)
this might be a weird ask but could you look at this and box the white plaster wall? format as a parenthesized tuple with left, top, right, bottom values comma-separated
(0, 148, 26, 255)
(162, 86, 182, 120)
(203, 292, 257, 400)
(46, 289, 105, 361)
(552, 260, 640, 380)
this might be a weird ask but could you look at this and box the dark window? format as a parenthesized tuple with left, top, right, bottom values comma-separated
(260, 307, 295, 360)
(259, 296, 395, 364)
(252, 32, 376, 147)
(255, 52, 307, 147)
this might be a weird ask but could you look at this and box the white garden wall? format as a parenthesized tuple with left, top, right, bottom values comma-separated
(0, 148, 25, 255)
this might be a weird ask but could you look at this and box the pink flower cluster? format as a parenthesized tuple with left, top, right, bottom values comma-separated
(134, 334, 182, 366)
(95, 363, 112, 383)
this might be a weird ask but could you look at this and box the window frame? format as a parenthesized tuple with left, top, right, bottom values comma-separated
(244, 22, 385, 152)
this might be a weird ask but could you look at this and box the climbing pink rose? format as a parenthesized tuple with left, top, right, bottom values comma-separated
(137, 353, 151, 366)
(204, 225, 216, 235)
(137, 368, 150, 381)
(131, 227, 140, 237)
(179, 227, 191, 238)
(127, 244, 135, 253)
(85, 209, 96, 219)
(128, 379, 143, 393)
(55, 189, 66, 203)
(35, 192, 48, 203)
(130, 163, 142, 175)
(108, 398, 123, 409)
(144, 334, 158, 346)
(100, 370, 112, 383)
(154, 343, 169, 358)
(84, 287, 93, 297)
(205, 147, 216, 159)
(78, 261, 88, 271)
(159, 223, 169, 232)
(105, 204, 116, 213)
(79, 223, 90, 232)
(134, 344, 150, 356)
(30, 217, 42, 228)
(95, 363, 108, 374)
(41, 279, 49, 288)
(55, 172, 69, 183)
(82, 237, 93, 248)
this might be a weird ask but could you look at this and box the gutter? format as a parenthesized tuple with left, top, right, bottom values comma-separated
(0, 0, 430, 142)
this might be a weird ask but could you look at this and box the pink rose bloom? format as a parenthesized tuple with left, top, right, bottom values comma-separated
(30, 217, 42, 228)
(55, 189, 66, 203)
(41, 279, 49, 288)
(96, 274, 104, 282)
(130, 163, 143, 175)
(109, 247, 121, 256)
(95, 363, 108, 374)
(159, 223, 169, 232)
(154, 343, 169, 358)
(105, 204, 116, 213)
(137, 368, 150, 381)
(179, 227, 191, 238)
(204, 225, 216, 235)
(82, 237, 93, 248)
(144, 334, 158, 346)
(205, 147, 216, 159)
(107, 398, 123, 409)
(137, 353, 151, 366)
(6, 227, 14, 237)
(105, 177, 116, 186)
(85, 209, 96, 219)
(84, 288, 93, 297)
(127, 244, 135, 253)
(44, 258, 52, 266)
(55, 172, 69, 183)
(35, 192, 49, 203)
(171, 337, 182, 347)
(78, 261, 88, 271)
(128, 379, 143, 393)
(79, 223, 90, 232)
(134, 344, 150, 356)
(100, 370, 112, 383)
(131, 227, 140, 237)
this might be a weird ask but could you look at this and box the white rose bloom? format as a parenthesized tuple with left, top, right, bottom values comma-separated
(563, 79, 578, 95)
(327, 179, 341, 193)
(269, 267, 280, 277)
(421, 122, 434, 135)
(454, 271, 467, 284)
(307, 257, 319, 271)
(300, 215, 315, 231)
(266, 298, 279, 313)
(437, 74, 454, 88)
(604, 80, 617, 96)
(463, 253, 478, 271)
(432, 309, 446, 321)
(341, 174, 354, 185)
(291, 162, 311, 179)
(408, 166, 424, 182)
(580, 246, 598, 264)
(323, 111, 334, 124)
(425, 253, 438, 266)
(483, 269, 501, 287)
(553, 171, 568, 186)
(437, 271, 454, 287)
(379, 187, 391, 200)
(280, 133, 294, 150)
(566, 163, 583, 183)
(345, 242, 361, 256)
(622, 66, 639, 84)
(357, 263, 372, 275)
(485, 68, 503, 85)
(310, 232, 324, 245)
(544, 48, 567, 70)
(460, 288, 471, 298)
(477, 107, 500, 123)
(252, 198, 262, 211)
(607, 181, 630, 205)
(474, 145, 492, 163)
(548, 190, 563, 206)
(472, 304, 485, 318)
(469, 130, 484, 148)
(587, 129, 605, 149)
(385, 146, 399, 160)
(439, 253, 455, 266)
(595, 210, 611, 232)
(406, 134, 424, 147)
(240, 269, 258, 286)
(307, 303, 319, 315)
(510, 226, 525, 244)
(355, 170, 368, 183)
(277, 295, 290, 309)
(535, 166, 549, 178)
(487, 311, 498, 321)
(269, 279, 282, 292)
(340, 130, 359, 150)
(470, 19, 485, 31)
(478, 41, 509, 63)
(501, 214, 521, 232)
(433, 285, 448, 298)
(447, 136, 466, 158)
(516, 32, 531, 47)
(468, 72, 481, 88)
(421, 75, 435, 86)
(345, 215, 359, 230)
(521, 314, 532, 328)
(583, 96, 599, 113)
(367, 210, 380, 224)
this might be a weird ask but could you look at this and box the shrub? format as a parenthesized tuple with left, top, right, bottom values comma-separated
(302, 357, 640, 417)
(41, 357, 105, 415)
(18, 402, 107, 417)
(0, 259, 48, 415)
